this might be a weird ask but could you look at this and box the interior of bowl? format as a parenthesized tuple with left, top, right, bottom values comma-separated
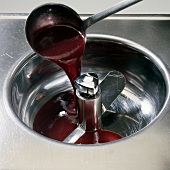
(10, 34, 167, 140)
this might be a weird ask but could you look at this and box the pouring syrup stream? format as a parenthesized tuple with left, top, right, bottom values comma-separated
(26, 0, 142, 144)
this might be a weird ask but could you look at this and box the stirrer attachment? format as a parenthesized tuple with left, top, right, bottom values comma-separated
(63, 71, 125, 143)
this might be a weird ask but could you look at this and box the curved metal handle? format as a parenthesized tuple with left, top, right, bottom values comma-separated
(83, 0, 143, 30)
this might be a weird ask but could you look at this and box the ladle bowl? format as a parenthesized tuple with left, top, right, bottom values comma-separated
(25, 0, 142, 55)
(25, 3, 85, 52)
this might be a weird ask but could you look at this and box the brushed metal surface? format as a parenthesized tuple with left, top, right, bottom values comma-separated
(9, 36, 167, 140)
(0, 15, 170, 170)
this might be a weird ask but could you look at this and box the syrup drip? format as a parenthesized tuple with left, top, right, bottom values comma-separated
(32, 24, 122, 144)
(32, 25, 85, 87)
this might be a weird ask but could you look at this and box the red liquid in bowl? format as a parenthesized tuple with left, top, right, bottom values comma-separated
(32, 24, 122, 144)
(33, 91, 78, 141)
(33, 91, 122, 144)
(75, 129, 122, 144)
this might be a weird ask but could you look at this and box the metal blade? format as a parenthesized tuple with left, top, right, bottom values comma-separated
(99, 70, 126, 112)
(63, 125, 85, 144)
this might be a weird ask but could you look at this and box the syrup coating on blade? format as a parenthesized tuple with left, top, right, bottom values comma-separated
(75, 129, 122, 144)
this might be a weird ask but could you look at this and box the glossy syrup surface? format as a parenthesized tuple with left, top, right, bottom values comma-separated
(32, 25, 85, 86)
(33, 91, 122, 144)
(75, 129, 122, 144)
(33, 91, 78, 141)
(32, 24, 122, 144)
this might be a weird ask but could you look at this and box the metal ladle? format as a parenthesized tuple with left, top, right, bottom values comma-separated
(25, 0, 142, 144)
(83, 0, 143, 30)
(26, 0, 142, 50)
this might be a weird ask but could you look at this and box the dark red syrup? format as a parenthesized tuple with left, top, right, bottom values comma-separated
(33, 91, 122, 143)
(32, 24, 122, 144)
(33, 91, 78, 141)
(32, 25, 85, 87)
(75, 129, 122, 144)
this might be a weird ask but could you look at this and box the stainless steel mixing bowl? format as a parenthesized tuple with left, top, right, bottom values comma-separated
(9, 34, 169, 142)
(1, 15, 170, 170)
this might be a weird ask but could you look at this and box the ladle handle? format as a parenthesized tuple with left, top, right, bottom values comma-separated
(83, 0, 143, 30)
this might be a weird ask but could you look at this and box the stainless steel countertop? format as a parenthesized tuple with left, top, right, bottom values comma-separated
(0, 15, 170, 170)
